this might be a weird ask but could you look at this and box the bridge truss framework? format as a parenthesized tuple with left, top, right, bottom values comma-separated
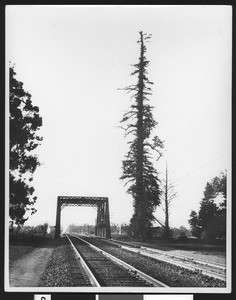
(55, 196, 111, 239)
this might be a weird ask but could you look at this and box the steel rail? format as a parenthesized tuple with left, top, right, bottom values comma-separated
(69, 233, 168, 287)
(65, 234, 101, 287)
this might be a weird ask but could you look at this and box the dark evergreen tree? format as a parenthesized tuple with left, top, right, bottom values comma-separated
(189, 210, 202, 238)
(9, 66, 42, 229)
(188, 171, 226, 239)
(120, 32, 163, 240)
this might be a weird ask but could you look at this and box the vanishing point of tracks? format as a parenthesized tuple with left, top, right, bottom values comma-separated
(65, 233, 167, 287)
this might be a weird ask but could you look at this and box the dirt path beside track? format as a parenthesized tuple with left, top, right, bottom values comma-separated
(9, 247, 54, 287)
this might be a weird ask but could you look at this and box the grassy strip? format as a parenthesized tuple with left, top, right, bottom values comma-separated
(9, 245, 35, 266)
(9, 237, 56, 265)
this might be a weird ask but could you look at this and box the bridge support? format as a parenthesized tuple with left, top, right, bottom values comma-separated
(96, 199, 111, 238)
(55, 197, 62, 238)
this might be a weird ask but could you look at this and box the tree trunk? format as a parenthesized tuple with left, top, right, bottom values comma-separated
(164, 163, 170, 237)
(136, 32, 145, 239)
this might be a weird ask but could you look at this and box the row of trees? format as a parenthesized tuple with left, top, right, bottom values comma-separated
(67, 223, 130, 236)
(10, 223, 49, 238)
(66, 221, 192, 239)
(67, 223, 95, 235)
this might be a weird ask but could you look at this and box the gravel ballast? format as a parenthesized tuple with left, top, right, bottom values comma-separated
(81, 236, 226, 287)
(39, 238, 86, 287)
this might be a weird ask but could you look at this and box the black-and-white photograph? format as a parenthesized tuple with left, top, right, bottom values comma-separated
(5, 5, 231, 293)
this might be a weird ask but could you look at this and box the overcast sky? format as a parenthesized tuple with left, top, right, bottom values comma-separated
(6, 5, 231, 230)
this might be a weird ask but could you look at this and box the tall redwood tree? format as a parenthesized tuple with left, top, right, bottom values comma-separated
(120, 32, 163, 239)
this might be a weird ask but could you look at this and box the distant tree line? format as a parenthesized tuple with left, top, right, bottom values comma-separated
(66, 223, 130, 237)
(67, 223, 95, 235)
(10, 223, 48, 238)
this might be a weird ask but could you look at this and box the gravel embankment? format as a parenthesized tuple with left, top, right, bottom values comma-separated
(112, 239, 226, 265)
(81, 237, 226, 287)
(169, 250, 226, 265)
(39, 238, 84, 287)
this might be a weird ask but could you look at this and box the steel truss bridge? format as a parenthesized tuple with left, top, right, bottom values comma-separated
(55, 196, 111, 239)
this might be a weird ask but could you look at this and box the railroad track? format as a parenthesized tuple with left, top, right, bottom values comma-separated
(65, 234, 167, 287)
(89, 237, 226, 282)
(120, 245, 226, 281)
